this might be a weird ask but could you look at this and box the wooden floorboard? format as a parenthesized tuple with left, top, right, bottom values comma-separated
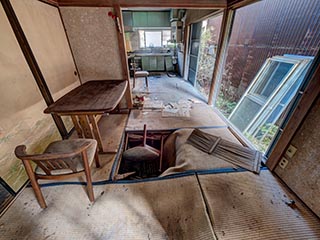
(126, 103, 228, 131)
(98, 113, 128, 153)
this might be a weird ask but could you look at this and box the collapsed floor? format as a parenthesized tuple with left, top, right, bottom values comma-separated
(0, 75, 319, 239)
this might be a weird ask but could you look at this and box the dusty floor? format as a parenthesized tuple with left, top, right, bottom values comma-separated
(1, 74, 320, 239)
(1, 171, 320, 240)
(131, 73, 206, 104)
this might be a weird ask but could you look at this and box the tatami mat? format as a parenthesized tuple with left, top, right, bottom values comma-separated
(0, 175, 215, 240)
(198, 170, 320, 240)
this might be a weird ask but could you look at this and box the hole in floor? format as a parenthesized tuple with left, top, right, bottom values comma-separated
(117, 130, 172, 180)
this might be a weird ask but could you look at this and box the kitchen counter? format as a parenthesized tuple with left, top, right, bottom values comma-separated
(128, 53, 174, 71)
(128, 53, 172, 58)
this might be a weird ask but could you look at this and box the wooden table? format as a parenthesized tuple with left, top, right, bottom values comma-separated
(44, 80, 127, 153)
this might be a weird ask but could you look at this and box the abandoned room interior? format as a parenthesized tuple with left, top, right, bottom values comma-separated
(0, 0, 320, 239)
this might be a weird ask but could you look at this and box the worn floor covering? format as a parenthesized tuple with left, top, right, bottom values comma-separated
(0, 175, 214, 240)
(1, 170, 320, 240)
(131, 74, 206, 105)
(128, 74, 226, 131)
(199, 170, 320, 240)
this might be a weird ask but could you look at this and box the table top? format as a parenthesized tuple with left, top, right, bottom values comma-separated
(44, 80, 127, 115)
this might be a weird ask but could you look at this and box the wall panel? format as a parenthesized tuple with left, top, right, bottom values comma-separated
(275, 97, 320, 217)
(11, 0, 80, 99)
(0, 4, 61, 191)
(60, 7, 124, 82)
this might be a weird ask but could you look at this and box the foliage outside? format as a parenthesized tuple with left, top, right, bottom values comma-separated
(245, 123, 278, 153)
(215, 92, 237, 117)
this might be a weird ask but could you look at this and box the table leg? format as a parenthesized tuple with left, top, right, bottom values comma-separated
(71, 116, 83, 138)
(88, 115, 104, 153)
(77, 115, 93, 139)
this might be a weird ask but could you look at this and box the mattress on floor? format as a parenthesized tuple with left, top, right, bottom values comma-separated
(161, 128, 240, 177)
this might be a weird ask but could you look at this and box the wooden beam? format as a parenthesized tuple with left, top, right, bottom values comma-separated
(58, 0, 227, 8)
(58, 0, 113, 7)
(1, 0, 68, 139)
(207, 8, 235, 105)
(266, 51, 320, 170)
(227, 0, 260, 9)
(114, 4, 133, 108)
(38, 0, 59, 7)
(182, 24, 190, 80)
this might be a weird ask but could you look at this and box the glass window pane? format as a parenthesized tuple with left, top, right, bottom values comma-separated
(162, 30, 171, 46)
(190, 42, 200, 55)
(229, 97, 261, 132)
(195, 14, 223, 98)
(145, 31, 161, 47)
(139, 30, 145, 48)
(253, 61, 294, 98)
(215, 0, 320, 154)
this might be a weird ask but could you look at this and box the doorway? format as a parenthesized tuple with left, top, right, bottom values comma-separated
(187, 21, 202, 86)
(187, 14, 223, 100)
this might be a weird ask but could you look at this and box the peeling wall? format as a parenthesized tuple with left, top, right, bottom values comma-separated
(60, 7, 124, 82)
(0, 1, 79, 191)
(275, 97, 320, 217)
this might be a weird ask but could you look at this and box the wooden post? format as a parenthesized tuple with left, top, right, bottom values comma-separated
(183, 24, 190, 80)
(207, 9, 235, 105)
(114, 4, 133, 109)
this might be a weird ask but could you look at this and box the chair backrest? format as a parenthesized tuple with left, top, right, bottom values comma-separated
(15, 140, 93, 176)
(31, 155, 78, 175)
(130, 62, 138, 73)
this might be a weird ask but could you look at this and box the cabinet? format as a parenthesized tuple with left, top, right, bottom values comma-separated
(132, 12, 148, 27)
(141, 56, 167, 71)
(131, 11, 170, 28)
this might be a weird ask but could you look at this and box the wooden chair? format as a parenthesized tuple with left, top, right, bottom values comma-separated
(15, 139, 100, 208)
(131, 63, 149, 89)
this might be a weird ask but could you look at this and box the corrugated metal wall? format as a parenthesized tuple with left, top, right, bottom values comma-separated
(221, 0, 320, 101)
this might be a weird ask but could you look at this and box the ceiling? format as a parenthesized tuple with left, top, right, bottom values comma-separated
(43, 0, 254, 9)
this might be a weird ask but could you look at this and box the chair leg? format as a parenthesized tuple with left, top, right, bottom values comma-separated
(94, 150, 100, 168)
(23, 160, 47, 208)
(82, 151, 94, 202)
(133, 75, 136, 89)
(145, 76, 148, 88)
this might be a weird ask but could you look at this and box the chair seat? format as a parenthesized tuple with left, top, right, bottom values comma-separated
(35, 139, 97, 175)
(135, 71, 149, 77)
